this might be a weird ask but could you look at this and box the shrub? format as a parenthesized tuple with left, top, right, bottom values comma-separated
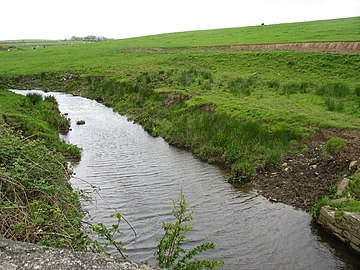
(323, 137, 347, 156)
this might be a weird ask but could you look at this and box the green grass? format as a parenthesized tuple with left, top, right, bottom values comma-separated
(0, 89, 85, 249)
(0, 17, 359, 181)
(104, 16, 360, 48)
(0, 89, 80, 158)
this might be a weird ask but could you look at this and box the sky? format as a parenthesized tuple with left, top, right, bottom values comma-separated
(1, 0, 359, 40)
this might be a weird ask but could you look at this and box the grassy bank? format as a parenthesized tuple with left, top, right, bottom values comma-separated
(0, 89, 84, 249)
(0, 18, 359, 182)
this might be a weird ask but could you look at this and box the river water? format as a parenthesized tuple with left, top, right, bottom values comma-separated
(13, 90, 360, 269)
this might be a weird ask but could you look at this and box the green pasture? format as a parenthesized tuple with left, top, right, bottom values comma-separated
(1, 16, 359, 180)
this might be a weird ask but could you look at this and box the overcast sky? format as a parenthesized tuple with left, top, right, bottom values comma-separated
(1, 0, 359, 40)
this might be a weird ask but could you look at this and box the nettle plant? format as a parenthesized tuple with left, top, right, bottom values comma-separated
(156, 192, 224, 270)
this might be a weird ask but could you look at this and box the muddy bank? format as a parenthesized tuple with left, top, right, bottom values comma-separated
(253, 128, 360, 212)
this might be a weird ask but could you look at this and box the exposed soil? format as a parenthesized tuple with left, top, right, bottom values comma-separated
(252, 128, 360, 212)
(125, 42, 360, 54)
(211, 41, 360, 53)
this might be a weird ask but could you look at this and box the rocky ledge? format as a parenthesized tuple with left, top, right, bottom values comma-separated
(0, 238, 158, 270)
(317, 206, 360, 254)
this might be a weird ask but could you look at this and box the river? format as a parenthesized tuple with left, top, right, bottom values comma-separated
(12, 90, 360, 269)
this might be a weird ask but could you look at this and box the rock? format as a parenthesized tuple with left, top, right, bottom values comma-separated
(349, 160, 358, 171)
(331, 197, 347, 203)
(317, 206, 360, 254)
(0, 238, 160, 270)
(336, 178, 350, 195)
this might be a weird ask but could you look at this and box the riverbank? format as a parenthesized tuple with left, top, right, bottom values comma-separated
(0, 89, 83, 249)
(2, 70, 360, 213)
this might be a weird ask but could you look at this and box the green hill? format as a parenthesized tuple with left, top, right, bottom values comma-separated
(113, 16, 360, 48)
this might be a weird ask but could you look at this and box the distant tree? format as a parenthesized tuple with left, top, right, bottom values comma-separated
(69, 35, 111, 42)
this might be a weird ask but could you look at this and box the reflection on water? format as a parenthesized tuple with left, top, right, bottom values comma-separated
(12, 90, 360, 270)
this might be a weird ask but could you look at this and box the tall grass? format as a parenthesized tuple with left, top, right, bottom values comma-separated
(316, 82, 351, 98)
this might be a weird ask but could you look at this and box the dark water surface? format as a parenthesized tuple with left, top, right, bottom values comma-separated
(13, 90, 360, 269)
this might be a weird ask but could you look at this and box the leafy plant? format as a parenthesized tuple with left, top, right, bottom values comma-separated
(156, 191, 223, 270)
(89, 212, 127, 260)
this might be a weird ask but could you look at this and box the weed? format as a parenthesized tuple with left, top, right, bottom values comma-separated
(156, 191, 223, 270)
(89, 212, 127, 260)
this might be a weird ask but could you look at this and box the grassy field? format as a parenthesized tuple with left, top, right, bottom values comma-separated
(1, 17, 359, 181)
(2, 16, 358, 49)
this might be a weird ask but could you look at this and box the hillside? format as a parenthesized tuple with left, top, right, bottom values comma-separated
(112, 16, 360, 48)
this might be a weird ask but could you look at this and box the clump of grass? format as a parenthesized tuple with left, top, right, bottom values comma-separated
(267, 79, 280, 89)
(324, 97, 344, 112)
(228, 76, 257, 96)
(27, 92, 43, 104)
(316, 82, 351, 98)
(279, 81, 311, 95)
(177, 68, 214, 88)
(178, 68, 197, 86)
(355, 85, 360, 97)
(323, 137, 347, 156)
